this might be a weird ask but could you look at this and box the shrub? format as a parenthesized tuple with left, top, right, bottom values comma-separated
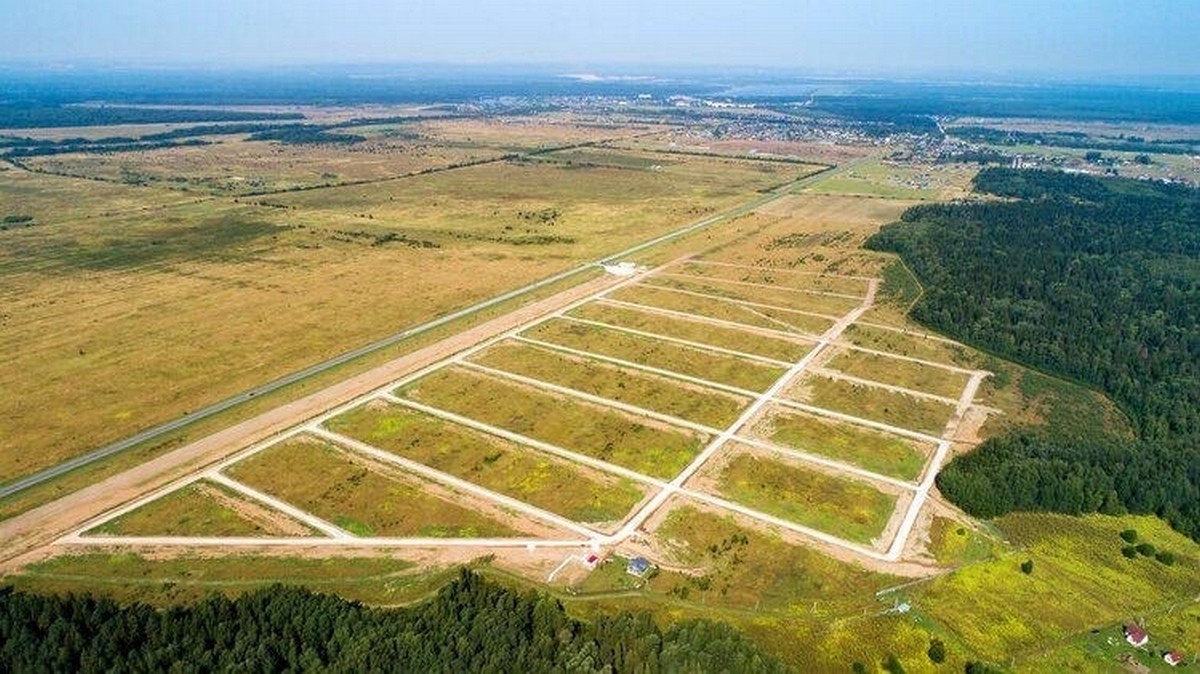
(1119, 529, 1138, 544)
(1020, 559, 1034, 575)
(1121, 546, 1139, 559)
(1155, 551, 1175, 566)
(928, 638, 947, 664)
(1135, 542, 1157, 557)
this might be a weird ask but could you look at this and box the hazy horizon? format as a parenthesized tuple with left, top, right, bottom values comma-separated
(2, 0, 1198, 81)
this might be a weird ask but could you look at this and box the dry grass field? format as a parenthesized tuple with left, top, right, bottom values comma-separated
(784, 374, 957, 435)
(606, 283, 838, 335)
(824, 348, 971, 399)
(2, 135, 804, 481)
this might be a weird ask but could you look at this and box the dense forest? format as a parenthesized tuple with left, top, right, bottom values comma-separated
(0, 104, 301, 128)
(868, 168, 1200, 540)
(949, 126, 1199, 155)
(0, 570, 785, 673)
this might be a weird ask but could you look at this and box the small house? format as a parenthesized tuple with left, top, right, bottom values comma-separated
(584, 554, 600, 568)
(1124, 624, 1149, 647)
(626, 556, 653, 577)
(1164, 651, 1184, 667)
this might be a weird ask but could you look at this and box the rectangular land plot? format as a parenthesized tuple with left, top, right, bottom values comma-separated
(676, 261, 871, 297)
(523, 319, 785, 392)
(469, 341, 749, 428)
(785, 374, 957, 436)
(643, 275, 862, 316)
(567, 302, 814, 362)
(748, 404, 932, 481)
(224, 437, 526, 538)
(395, 367, 706, 479)
(824, 348, 971, 399)
(606, 284, 836, 336)
(708, 447, 898, 545)
(325, 402, 648, 526)
(86, 480, 316, 538)
(839, 323, 970, 367)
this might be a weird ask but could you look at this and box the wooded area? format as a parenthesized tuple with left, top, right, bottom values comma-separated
(0, 569, 784, 672)
(868, 168, 1200, 540)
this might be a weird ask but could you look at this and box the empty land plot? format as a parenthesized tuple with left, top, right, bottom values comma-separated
(839, 323, 971, 367)
(85, 480, 315, 538)
(708, 448, 898, 545)
(269, 158, 798, 258)
(469, 341, 748, 428)
(325, 402, 647, 525)
(785, 374, 957, 436)
(524, 319, 785, 392)
(409, 117, 633, 151)
(643, 275, 862, 316)
(396, 367, 706, 479)
(224, 437, 525, 538)
(24, 138, 505, 194)
(824, 349, 970, 399)
(0, 168, 190, 224)
(568, 302, 813, 362)
(606, 284, 836, 336)
(676, 261, 871, 296)
(748, 405, 931, 481)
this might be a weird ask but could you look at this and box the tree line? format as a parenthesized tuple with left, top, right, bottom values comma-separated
(867, 167, 1200, 541)
(0, 569, 786, 673)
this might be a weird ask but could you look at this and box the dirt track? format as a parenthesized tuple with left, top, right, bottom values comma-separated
(0, 273, 624, 573)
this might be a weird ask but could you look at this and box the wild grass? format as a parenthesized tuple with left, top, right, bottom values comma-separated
(396, 366, 705, 479)
(642, 275, 862, 316)
(825, 349, 971, 399)
(788, 374, 957, 435)
(605, 283, 836, 336)
(325, 402, 646, 524)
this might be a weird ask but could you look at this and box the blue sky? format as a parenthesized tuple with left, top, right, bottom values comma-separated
(2, 0, 1197, 78)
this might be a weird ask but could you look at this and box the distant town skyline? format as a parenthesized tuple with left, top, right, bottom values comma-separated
(2, 0, 1198, 80)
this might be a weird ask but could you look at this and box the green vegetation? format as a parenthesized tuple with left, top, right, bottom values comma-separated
(791, 374, 956, 435)
(950, 126, 1199, 155)
(607, 283, 836, 335)
(840, 323, 971, 366)
(88, 480, 313, 538)
(397, 367, 705, 479)
(759, 406, 929, 480)
(715, 451, 898, 544)
(676, 261, 870, 296)
(470, 341, 748, 428)
(927, 517, 995, 566)
(870, 168, 1200, 540)
(225, 437, 523, 538)
(325, 403, 645, 524)
(910, 513, 1200, 663)
(525, 319, 785, 391)
(825, 349, 970, 399)
(569, 301, 813, 362)
(0, 570, 786, 672)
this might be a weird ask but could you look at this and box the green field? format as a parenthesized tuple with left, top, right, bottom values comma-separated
(524, 319, 784, 391)
(643, 275, 863, 316)
(325, 402, 646, 524)
(5, 553, 442, 606)
(840, 323, 972, 367)
(224, 437, 524, 538)
(789, 374, 957, 435)
(753, 405, 930, 481)
(713, 450, 898, 544)
(396, 366, 705, 479)
(88, 480, 315, 538)
(469, 341, 748, 428)
(605, 283, 837, 335)
(825, 349, 971, 399)
(910, 513, 1200, 663)
(568, 301, 813, 362)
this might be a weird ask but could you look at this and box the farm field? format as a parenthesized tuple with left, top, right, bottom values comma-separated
(604, 283, 838, 335)
(567, 301, 815, 362)
(223, 437, 527, 538)
(467, 341, 749, 428)
(748, 404, 931, 481)
(705, 448, 899, 545)
(395, 366, 706, 478)
(324, 402, 648, 525)
(523, 319, 785, 391)
(86, 480, 315, 538)
(784, 373, 957, 435)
